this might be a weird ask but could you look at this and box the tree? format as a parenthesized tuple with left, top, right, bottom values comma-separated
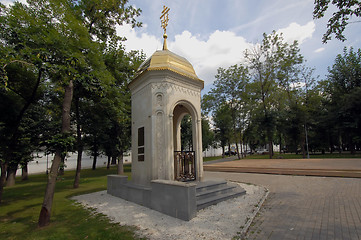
(40, 0, 140, 227)
(201, 116, 215, 152)
(101, 45, 144, 175)
(322, 47, 361, 153)
(303, 81, 328, 153)
(0, 62, 44, 186)
(277, 64, 317, 157)
(203, 64, 249, 159)
(181, 115, 193, 151)
(313, 0, 361, 43)
(71, 2, 143, 185)
(213, 103, 233, 158)
(245, 31, 308, 158)
(0, 5, 51, 194)
(0, 0, 141, 211)
(0, 0, 140, 227)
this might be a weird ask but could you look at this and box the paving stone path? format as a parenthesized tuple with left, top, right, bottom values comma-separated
(204, 158, 361, 178)
(205, 172, 361, 240)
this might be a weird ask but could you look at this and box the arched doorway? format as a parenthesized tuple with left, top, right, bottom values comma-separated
(172, 102, 199, 181)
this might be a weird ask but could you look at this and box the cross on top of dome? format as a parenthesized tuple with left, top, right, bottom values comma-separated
(160, 6, 170, 50)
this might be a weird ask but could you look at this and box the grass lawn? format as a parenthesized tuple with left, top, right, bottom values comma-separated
(243, 152, 361, 159)
(203, 152, 361, 161)
(203, 156, 225, 162)
(0, 165, 146, 240)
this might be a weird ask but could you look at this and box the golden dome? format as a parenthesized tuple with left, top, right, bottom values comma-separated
(134, 49, 201, 81)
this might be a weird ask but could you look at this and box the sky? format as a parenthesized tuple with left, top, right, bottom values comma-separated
(2, 0, 360, 93)
(116, 0, 361, 93)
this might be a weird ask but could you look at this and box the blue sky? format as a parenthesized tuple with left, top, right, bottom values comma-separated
(117, 0, 361, 92)
(2, 0, 360, 93)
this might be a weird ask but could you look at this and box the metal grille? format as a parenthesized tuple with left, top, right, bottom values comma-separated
(174, 151, 196, 181)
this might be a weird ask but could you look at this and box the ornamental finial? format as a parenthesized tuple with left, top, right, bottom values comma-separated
(160, 6, 170, 50)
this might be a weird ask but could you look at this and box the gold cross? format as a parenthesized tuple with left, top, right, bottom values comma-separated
(160, 6, 170, 34)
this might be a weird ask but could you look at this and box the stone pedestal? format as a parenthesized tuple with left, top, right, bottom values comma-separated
(108, 175, 197, 221)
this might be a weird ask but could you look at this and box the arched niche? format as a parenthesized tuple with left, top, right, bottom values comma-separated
(172, 100, 202, 181)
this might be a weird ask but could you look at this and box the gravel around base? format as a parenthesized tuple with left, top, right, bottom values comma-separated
(72, 182, 268, 240)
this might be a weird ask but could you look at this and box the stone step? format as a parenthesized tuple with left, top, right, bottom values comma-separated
(196, 180, 228, 193)
(196, 184, 237, 201)
(196, 180, 246, 211)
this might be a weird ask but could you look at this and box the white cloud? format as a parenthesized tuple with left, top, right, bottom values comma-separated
(118, 20, 316, 87)
(1, 0, 27, 6)
(118, 25, 252, 86)
(0, 0, 12, 6)
(314, 47, 325, 53)
(277, 21, 315, 44)
(116, 24, 162, 58)
(170, 30, 251, 85)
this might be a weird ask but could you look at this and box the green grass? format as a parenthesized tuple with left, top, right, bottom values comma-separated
(204, 152, 361, 161)
(203, 156, 225, 162)
(243, 152, 361, 159)
(0, 165, 146, 240)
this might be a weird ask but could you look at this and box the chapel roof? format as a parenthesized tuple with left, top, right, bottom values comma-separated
(134, 49, 201, 81)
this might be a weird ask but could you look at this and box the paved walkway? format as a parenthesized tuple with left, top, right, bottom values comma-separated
(204, 158, 361, 178)
(205, 172, 361, 240)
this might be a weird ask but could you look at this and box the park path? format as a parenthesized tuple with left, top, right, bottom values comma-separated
(205, 172, 361, 240)
(204, 158, 361, 178)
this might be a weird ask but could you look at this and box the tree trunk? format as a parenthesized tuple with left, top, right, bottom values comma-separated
(107, 156, 111, 170)
(21, 164, 28, 181)
(4, 68, 43, 189)
(279, 134, 282, 154)
(235, 142, 240, 159)
(92, 153, 97, 170)
(338, 131, 342, 154)
(73, 97, 82, 189)
(0, 162, 8, 204)
(0, 162, 7, 186)
(329, 135, 334, 153)
(350, 137, 355, 154)
(302, 143, 306, 158)
(268, 141, 273, 159)
(222, 145, 225, 158)
(240, 140, 244, 158)
(111, 156, 116, 165)
(117, 152, 124, 175)
(38, 149, 63, 227)
(73, 149, 82, 188)
(58, 155, 65, 176)
(39, 79, 73, 227)
(301, 136, 306, 159)
(91, 140, 99, 170)
(6, 165, 17, 187)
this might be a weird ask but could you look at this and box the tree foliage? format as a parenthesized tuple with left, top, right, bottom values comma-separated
(321, 47, 361, 153)
(202, 64, 249, 158)
(244, 31, 304, 158)
(0, 0, 142, 226)
(313, 0, 361, 43)
(201, 32, 360, 158)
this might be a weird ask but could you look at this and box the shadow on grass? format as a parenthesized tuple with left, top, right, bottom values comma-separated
(1, 166, 132, 211)
(0, 164, 144, 240)
(5, 202, 41, 218)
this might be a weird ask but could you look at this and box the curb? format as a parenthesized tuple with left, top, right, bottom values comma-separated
(230, 181, 269, 239)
